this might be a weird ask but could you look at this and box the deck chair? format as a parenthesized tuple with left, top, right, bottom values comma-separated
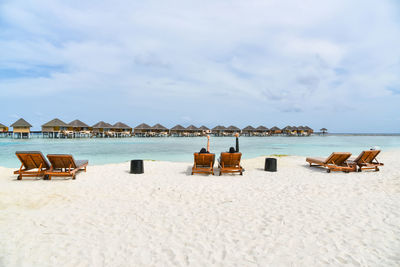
(349, 150, 384, 172)
(306, 152, 356, 173)
(45, 154, 88, 180)
(218, 152, 243, 175)
(191, 153, 215, 175)
(14, 151, 51, 180)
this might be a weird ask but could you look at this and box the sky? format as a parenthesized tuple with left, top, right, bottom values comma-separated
(1, 0, 400, 133)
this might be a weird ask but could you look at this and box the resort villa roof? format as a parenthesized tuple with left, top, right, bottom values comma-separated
(304, 126, 313, 131)
(282, 126, 293, 131)
(242, 126, 256, 131)
(11, 118, 32, 128)
(134, 123, 152, 130)
(113, 122, 131, 129)
(226, 125, 240, 131)
(170, 124, 186, 131)
(42, 118, 69, 128)
(68, 120, 89, 128)
(92, 121, 113, 129)
(256, 126, 269, 131)
(186, 125, 199, 131)
(198, 126, 210, 130)
(0, 123, 6, 128)
(212, 125, 226, 131)
(151, 124, 168, 131)
(270, 126, 281, 131)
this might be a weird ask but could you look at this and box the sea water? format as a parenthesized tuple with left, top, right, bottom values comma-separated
(0, 135, 399, 168)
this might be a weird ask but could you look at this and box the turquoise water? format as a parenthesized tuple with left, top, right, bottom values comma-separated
(1, 135, 399, 168)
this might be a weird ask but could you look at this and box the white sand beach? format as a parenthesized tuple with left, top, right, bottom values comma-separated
(1, 151, 400, 266)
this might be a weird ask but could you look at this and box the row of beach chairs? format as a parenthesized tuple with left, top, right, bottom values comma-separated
(192, 152, 243, 175)
(13, 150, 383, 180)
(14, 151, 88, 180)
(306, 150, 383, 173)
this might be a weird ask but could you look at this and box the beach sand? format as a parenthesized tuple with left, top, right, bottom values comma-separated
(0, 151, 399, 266)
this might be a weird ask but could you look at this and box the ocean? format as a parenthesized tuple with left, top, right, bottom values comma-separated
(0, 135, 399, 168)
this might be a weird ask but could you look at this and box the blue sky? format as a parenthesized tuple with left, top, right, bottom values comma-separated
(1, 0, 400, 133)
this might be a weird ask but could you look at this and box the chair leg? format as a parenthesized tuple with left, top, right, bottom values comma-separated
(17, 175, 22, 180)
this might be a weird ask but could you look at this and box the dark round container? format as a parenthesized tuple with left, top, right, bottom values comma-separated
(130, 160, 144, 174)
(264, 158, 277, 172)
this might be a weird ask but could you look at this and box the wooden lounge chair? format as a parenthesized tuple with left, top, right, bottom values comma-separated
(348, 150, 384, 172)
(306, 152, 356, 173)
(45, 154, 88, 180)
(14, 151, 51, 180)
(218, 152, 243, 175)
(191, 153, 215, 175)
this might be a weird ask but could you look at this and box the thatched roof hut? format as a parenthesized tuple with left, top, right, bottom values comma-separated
(170, 124, 186, 136)
(269, 126, 281, 134)
(42, 118, 69, 131)
(151, 124, 168, 131)
(211, 125, 226, 131)
(68, 120, 89, 128)
(198, 126, 210, 131)
(242, 125, 255, 136)
(171, 125, 186, 131)
(304, 126, 313, 133)
(133, 123, 152, 135)
(256, 126, 269, 131)
(92, 121, 113, 129)
(10, 118, 32, 136)
(186, 125, 199, 131)
(226, 125, 240, 131)
(113, 122, 131, 130)
(211, 125, 226, 136)
(134, 123, 152, 130)
(0, 123, 8, 132)
(242, 125, 255, 131)
(11, 118, 32, 128)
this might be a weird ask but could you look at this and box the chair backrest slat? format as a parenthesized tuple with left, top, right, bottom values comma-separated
(194, 153, 214, 166)
(353, 150, 380, 164)
(324, 152, 351, 165)
(16, 151, 50, 170)
(220, 152, 242, 167)
(47, 155, 77, 169)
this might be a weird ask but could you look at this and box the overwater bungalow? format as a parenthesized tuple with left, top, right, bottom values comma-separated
(282, 126, 293, 136)
(11, 118, 32, 139)
(291, 126, 299, 135)
(113, 122, 132, 137)
(241, 126, 256, 136)
(211, 125, 227, 136)
(255, 126, 269, 136)
(170, 125, 186, 137)
(226, 125, 241, 136)
(68, 120, 91, 138)
(133, 123, 152, 137)
(269, 126, 281, 135)
(92, 121, 113, 137)
(0, 123, 9, 137)
(151, 124, 169, 137)
(42, 118, 69, 138)
(304, 126, 313, 135)
(185, 125, 201, 136)
(198, 126, 210, 135)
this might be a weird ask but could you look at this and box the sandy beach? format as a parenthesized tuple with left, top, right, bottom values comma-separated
(1, 151, 399, 266)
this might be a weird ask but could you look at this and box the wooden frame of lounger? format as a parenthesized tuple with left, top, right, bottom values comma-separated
(192, 153, 215, 175)
(218, 152, 243, 175)
(306, 152, 356, 173)
(14, 151, 51, 180)
(45, 154, 88, 180)
(349, 150, 384, 172)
